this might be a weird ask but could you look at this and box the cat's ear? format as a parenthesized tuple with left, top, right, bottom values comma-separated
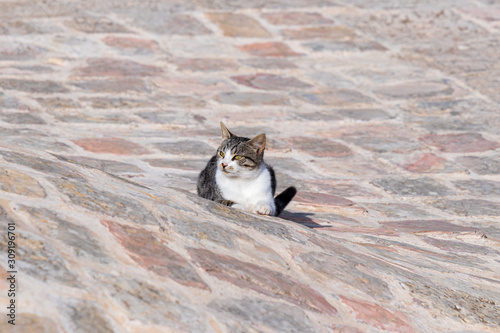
(220, 122, 233, 140)
(248, 133, 266, 154)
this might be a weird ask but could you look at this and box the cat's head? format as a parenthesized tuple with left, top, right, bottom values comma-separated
(216, 122, 266, 178)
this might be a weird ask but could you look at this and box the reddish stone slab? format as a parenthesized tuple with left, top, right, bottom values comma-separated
(241, 58, 297, 69)
(238, 42, 300, 57)
(403, 153, 448, 173)
(72, 137, 150, 155)
(73, 58, 163, 77)
(340, 296, 414, 333)
(207, 13, 270, 37)
(173, 58, 239, 72)
(102, 36, 159, 52)
(420, 133, 499, 153)
(231, 73, 312, 90)
(102, 220, 209, 289)
(262, 12, 333, 25)
(188, 248, 337, 315)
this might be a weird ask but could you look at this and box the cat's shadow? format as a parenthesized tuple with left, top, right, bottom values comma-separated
(278, 211, 331, 229)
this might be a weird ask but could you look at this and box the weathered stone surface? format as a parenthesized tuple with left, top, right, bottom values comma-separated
(340, 296, 413, 333)
(430, 199, 500, 217)
(154, 140, 214, 155)
(238, 42, 300, 57)
(189, 248, 337, 315)
(215, 92, 290, 106)
(0, 151, 82, 178)
(304, 39, 386, 52)
(10, 230, 80, 286)
(209, 297, 316, 333)
(456, 155, 500, 175)
(231, 73, 312, 90)
(62, 156, 143, 173)
(241, 58, 297, 69)
(0, 41, 45, 60)
(371, 177, 451, 197)
(79, 96, 156, 109)
(337, 125, 422, 153)
(102, 36, 159, 54)
(153, 76, 232, 95)
(295, 89, 375, 106)
(300, 249, 393, 301)
(282, 26, 357, 40)
(0, 166, 46, 198)
(402, 153, 464, 173)
(207, 13, 270, 37)
(22, 207, 111, 263)
(454, 179, 500, 196)
(0, 112, 45, 124)
(65, 15, 130, 33)
(103, 220, 208, 289)
(55, 113, 134, 124)
(172, 57, 238, 72)
(262, 12, 333, 25)
(287, 137, 352, 157)
(92, 272, 208, 330)
(145, 158, 207, 171)
(374, 81, 453, 99)
(0, 313, 59, 333)
(132, 13, 211, 35)
(60, 299, 116, 333)
(1, 0, 500, 331)
(73, 58, 163, 77)
(50, 177, 158, 225)
(73, 138, 150, 155)
(71, 78, 150, 93)
(0, 79, 68, 93)
(381, 220, 479, 234)
(420, 133, 499, 153)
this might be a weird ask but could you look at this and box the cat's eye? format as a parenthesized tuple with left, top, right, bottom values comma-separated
(233, 155, 243, 160)
(219, 151, 225, 158)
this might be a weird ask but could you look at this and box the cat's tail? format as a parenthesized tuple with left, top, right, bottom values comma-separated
(274, 186, 297, 216)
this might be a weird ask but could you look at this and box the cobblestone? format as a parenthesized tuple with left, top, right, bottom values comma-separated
(1, 1, 500, 332)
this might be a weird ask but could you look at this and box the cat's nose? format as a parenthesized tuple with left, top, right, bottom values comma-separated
(221, 163, 228, 168)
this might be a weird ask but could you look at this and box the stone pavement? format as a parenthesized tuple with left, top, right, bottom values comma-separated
(1, 0, 500, 332)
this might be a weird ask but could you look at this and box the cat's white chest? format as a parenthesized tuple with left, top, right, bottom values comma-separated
(216, 166, 275, 215)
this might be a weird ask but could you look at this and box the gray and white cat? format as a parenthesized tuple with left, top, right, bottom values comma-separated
(197, 122, 296, 216)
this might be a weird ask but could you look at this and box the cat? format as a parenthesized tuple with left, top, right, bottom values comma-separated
(197, 122, 296, 216)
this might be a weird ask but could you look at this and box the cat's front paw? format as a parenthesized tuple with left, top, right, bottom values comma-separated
(255, 205, 273, 216)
